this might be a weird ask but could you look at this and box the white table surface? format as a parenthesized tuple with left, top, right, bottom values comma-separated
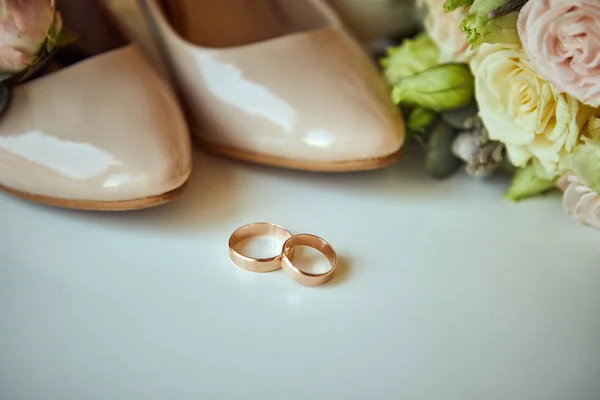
(1, 149, 599, 400)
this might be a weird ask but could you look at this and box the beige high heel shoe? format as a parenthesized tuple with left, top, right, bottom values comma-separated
(0, 0, 191, 211)
(137, 0, 406, 172)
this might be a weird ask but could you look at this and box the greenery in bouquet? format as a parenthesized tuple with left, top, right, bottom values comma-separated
(0, 0, 75, 116)
(381, 0, 600, 229)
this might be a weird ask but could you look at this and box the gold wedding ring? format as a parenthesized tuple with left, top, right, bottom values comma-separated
(281, 234, 337, 286)
(229, 222, 292, 272)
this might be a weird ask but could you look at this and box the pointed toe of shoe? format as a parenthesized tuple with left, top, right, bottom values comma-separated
(0, 46, 191, 207)
(279, 91, 405, 170)
(147, 0, 405, 171)
(190, 30, 406, 170)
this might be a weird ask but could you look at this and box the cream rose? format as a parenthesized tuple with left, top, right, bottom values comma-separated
(418, 0, 472, 62)
(470, 42, 599, 178)
(518, 0, 600, 108)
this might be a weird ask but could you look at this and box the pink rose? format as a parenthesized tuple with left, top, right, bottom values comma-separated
(518, 0, 600, 107)
(0, 0, 56, 73)
(418, 0, 472, 62)
(557, 172, 600, 229)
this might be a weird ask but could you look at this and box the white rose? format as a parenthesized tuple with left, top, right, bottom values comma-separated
(470, 43, 599, 178)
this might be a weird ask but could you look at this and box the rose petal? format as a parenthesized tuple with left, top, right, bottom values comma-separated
(519, 0, 600, 107)
(0, 44, 32, 72)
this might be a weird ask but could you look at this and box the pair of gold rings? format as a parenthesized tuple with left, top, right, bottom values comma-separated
(228, 222, 337, 286)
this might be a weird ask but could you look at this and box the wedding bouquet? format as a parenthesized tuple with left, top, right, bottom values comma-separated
(381, 0, 600, 229)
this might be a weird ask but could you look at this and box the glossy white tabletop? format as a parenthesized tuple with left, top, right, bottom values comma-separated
(1, 149, 599, 400)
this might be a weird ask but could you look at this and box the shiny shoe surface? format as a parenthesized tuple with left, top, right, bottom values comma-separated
(0, 45, 191, 210)
(142, 0, 405, 172)
(0, 0, 191, 211)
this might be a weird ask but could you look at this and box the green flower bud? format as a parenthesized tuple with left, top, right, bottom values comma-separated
(407, 106, 438, 135)
(443, 0, 474, 12)
(380, 33, 440, 85)
(505, 164, 558, 202)
(461, 11, 520, 49)
(391, 63, 474, 112)
(460, 0, 520, 49)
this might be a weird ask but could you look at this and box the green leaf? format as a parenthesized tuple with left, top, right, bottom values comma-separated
(407, 106, 438, 135)
(426, 120, 461, 179)
(505, 164, 558, 202)
(380, 33, 440, 85)
(45, 13, 76, 54)
(392, 63, 475, 112)
(46, 14, 62, 53)
(55, 27, 77, 48)
(443, 0, 474, 12)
